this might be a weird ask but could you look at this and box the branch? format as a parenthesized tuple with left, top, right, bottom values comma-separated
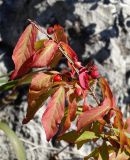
(89, 86, 100, 105)
(29, 19, 100, 105)
(20, 138, 84, 157)
(28, 19, 79, 75)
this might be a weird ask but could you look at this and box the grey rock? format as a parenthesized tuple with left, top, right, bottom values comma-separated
(0, 0, 130, 159)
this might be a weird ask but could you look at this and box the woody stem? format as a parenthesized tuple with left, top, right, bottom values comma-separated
(29, 19, 79, 75)
(58, 46, 79, 74)
(89, 87, 100, 105)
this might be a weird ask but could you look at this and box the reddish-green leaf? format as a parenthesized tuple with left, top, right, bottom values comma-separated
(34, 39, 47, 50)
(58, 130, 79, 143)
(77, 98, 111, 131)
(99, 141, 109, 160)
(28, 73, 52, 100)
(76, 131, 98, 143)
(17, 72, 36, 86)
(114, 109, 124, 130)
(42, 86, 65, 141)
(50, 50, 63, 68)
(60, 98, 77, 134)
(32, 40, 58, 68)
(11, 24, 37, 79)
(60, 42, 79, 76)
(11, 56, 34, 80)
(23, 73, 53, 124)
(60, 42, 78, 62)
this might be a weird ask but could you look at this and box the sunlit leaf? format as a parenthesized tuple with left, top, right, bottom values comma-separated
(28, 73, 52, 101)
(112, 128, 119, 135)
(60, 89, 77, 135)
(60, 97, 77, 134)
(11, 24, 37, 79)
(79, 68, 89, 90)
(53, 25, 68, 43)
(76, 131, 98, 143)
(42, 86, 65, 141)
(77, 98, 111, 131)
(0, 122, 26, 160)
(60, 42, 78, 62)
(50, 50, 63, 68)
(32, 40, 58, 68)
(34, 39, 47, 50)
(22, 73, 53, 124)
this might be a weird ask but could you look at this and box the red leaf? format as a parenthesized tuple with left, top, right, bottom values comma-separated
(83, 92, 91, 112)
(60, 42, 78, 62)
(53, 25, 68, 43)
(50, 25, 68, 68)
(77, 98, 111, 131)
(61, 98, 77, 135)
(23, 73, 53, 124)
(79, 68, 89, 90)
(11, 55, 34, 80)
(69, 98, 77, 121)
(32, 40, 58, 68)
(42, 86, 65, 141)
(60, 42, 79, 76)
(58, 88, 79, 136)
(11, 24, 37, 79)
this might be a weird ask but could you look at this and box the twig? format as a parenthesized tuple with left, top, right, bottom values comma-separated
(53, 144, 69, 157)
(89, 87, 100, 105)
(29, 19, 100, 106)
(58, 46, 79, 74)
(28, 19, 79, 75)
(20, 138, 84, 157)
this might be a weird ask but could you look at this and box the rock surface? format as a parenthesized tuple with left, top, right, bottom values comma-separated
(0, 0, 130, 159)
